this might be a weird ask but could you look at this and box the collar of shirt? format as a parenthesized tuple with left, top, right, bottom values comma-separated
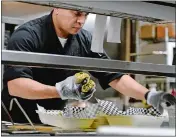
(58, 37, 67, 48)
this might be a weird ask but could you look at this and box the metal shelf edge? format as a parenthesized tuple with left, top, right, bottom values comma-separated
(2, 50, 176, 77)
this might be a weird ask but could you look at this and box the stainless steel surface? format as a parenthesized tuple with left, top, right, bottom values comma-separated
(97, 126, 176, 136)
(2, 50, 176, 77)
(1, 101, 15, 126)
(9, 98, 36, 130)
(8, 130, 40, 134)
(2, 16, 26, 25)
(55, 132, 96, 135)
(17, 1, 175, 22)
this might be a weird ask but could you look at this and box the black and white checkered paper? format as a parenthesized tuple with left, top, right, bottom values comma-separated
(62, 99, 161, 118)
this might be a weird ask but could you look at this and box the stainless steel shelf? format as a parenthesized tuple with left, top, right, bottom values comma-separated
(16, 1, 175, 22)
(2, 50, 176, 77)
(2, 1, 175, 25)
(2, 16, 26, 25)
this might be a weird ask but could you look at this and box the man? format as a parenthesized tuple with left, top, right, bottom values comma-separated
(2, 8, 175, 123)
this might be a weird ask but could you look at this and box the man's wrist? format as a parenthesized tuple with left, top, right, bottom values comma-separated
(55, 82, 67, 100)
(145, 90, 159, 105)
(55, 82, 62, 94)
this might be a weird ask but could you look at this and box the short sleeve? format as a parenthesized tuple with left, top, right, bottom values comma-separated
(3, 27, 37, 84)
(88, 52, 124, 90)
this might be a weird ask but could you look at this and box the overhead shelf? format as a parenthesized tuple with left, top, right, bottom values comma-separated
(16, 0, 175, 22)
(2, 16, 26, 25)
(2, 50, 176, 77)
(2, 1, 174, 24)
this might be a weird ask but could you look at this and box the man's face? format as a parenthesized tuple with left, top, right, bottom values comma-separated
(55, 9, 88, 34)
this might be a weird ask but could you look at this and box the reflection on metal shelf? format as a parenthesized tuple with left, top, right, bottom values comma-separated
(2, 50, 176, 77)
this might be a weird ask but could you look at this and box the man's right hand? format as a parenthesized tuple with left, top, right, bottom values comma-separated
(146, 90, 176, 114)
(55, 72, 96, 101)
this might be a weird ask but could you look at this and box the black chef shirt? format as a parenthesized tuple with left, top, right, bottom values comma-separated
(2, 11, 123, 123)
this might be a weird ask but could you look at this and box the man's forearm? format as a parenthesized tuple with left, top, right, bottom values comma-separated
(109, 75, 148, 100)
(8, 78, 60, 100)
